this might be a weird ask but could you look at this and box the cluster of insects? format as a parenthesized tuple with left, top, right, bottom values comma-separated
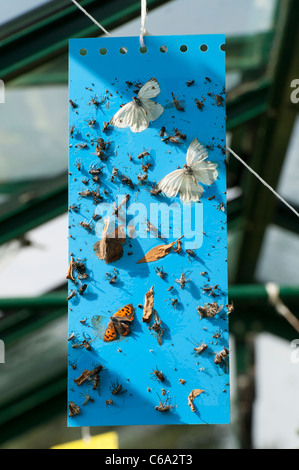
(68, 72, 229, 419)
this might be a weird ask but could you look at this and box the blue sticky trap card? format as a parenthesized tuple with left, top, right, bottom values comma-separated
(68, 35, 229, 426)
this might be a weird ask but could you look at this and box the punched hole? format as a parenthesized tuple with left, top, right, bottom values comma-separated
(140, 46, 147, 54)
(200, 44, 208, 52)
(79, 48, 87, 56)
(220, 44, 226, 52)
(160, 45, 168, 53)
(180, 45, 188, 52)
(120, 47, 127, 54)
(99, 47, 107, 55)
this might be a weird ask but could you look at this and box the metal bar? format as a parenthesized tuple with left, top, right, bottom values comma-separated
(235, 0, 299, 283)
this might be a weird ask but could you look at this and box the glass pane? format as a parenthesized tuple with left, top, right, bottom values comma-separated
(0, 85, 67, 182)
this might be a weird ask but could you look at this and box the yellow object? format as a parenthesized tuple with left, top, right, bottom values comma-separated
(52, 431, 118, 449)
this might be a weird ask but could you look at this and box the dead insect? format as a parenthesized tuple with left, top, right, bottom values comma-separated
(75, 143, 88, 150)
(155, 393, 173, 412)
(102, 121, 110, 132)
(89, 95, 101, 107)
(186, 249, 195, 259)
(197, 301, 223, 319)
(195, 98, 204, 110)
(214, 347, 229, 365)
(69, 100, 78, 109)
(67, 289, 76, 300)
(78, 189, 93, 198)
(142, 162, 152, 173)
(217, 202, 226, 213)
(215, 94, 224, 107)
(69, 401, 80, 417)
(89, 163, 103, 175)
(81, 394, 94, 406)
(226, 303, 234, 314)
(146, 220, 164, 239)
(202, 284, 220, 296)
(81, 178, 89, 185)
(174, 128, 186, 140)
(121, 175, 134, 189)
(86, 118, 96, 128)
(92, 213, 101, 221)
(186, 80, 195, 87)
(97, 138, 110, 151)
(154, 266, 167, 280)
(110, 380, 126, 395)
(68, 331, 76, 341)
(105, 399, 113, 406)
(74, 365, 103, 386)
(111, 167, 118, 182)
(192, 341, 208, 357)
(170, 298, 178, 309)
(171, 92, 185, 111)
(106, 268, 118, 284)
(175, 272, 190, 289)
(150, 184, 162, 196)
(80, 221, 92, 232)
(137, 150, 150, 160)
(151, 369, 165, 382)
(93, 373, 100, 390)
(212, 329, 222, 339)
(69, 204, 80, 212)
(205, 77, 212, 83)
(159, 126, 166, 137)
(179, 379, 186, 385)
(151, 311, 165, 346)
(74, 159, 83, 171)
(137, 173, 148, 183)
(80, 318, 87, 325)
(70, 125, 75, 138)
(78, 283, 88, 295)
(167, 286, 174, 291)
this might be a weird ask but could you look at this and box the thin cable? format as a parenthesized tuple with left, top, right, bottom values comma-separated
(227, 146, 299, 219)
(70, 0, 111, 36)
(266, 283, 299, 333)
(140, 0, 149, 47)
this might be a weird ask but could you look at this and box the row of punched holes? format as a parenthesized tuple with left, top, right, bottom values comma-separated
(79, 44, 226, 55)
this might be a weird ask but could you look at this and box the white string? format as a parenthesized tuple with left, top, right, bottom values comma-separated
(227, 146, 299, 219)
(70, 0, 111, 36)
(266, 283, 299, 333)
(140, 0, 149, 47)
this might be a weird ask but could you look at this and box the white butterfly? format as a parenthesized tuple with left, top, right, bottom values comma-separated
(157, 138, 218, 203)
(110, 78, 164, 133)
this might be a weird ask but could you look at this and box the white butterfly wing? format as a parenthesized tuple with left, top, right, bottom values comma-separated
(157, 169, 185, 198)
(138, 78, 161, 99)
(186, 138, 209, 166)
(192, 161, 218, 185)
(179, 175, 204, 203)
(110, 101, 149, 133)
(186, 137, 218, 185)
(141, 98, 164, 122)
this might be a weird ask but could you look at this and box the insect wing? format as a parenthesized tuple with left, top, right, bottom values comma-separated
(186, 138, 208, 166)
(179, 174, 204, 203)
(157, 169, 184, 199)
(103, 319, 117, 342)
(138, 78, 161, 99)
(113, 303, 134, 322)
(140, 99, 164, 122)
(111, 317, 130, 336)
(191, 161, 218, 186)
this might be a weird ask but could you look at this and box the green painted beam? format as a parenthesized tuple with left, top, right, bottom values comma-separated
(0, 0, 171, 83)
(0, 174, 67, 246)
(235, 0, 299, 283)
